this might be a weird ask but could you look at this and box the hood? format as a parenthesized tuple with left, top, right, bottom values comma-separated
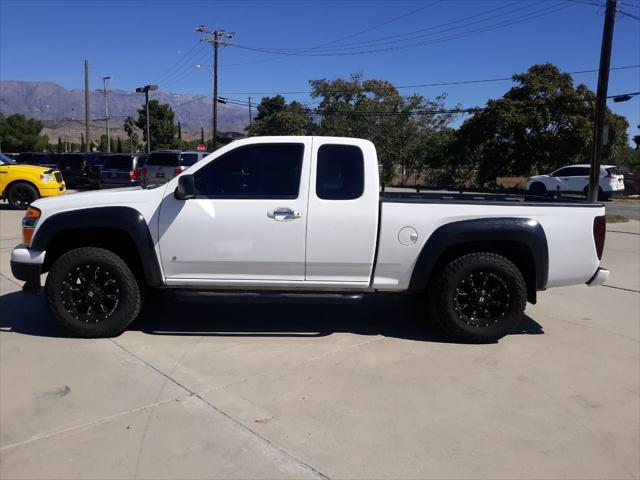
(31, 185, 167, 214)
(3, 164, 56, 175)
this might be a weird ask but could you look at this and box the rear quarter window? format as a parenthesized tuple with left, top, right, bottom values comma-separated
(104, 156, 134, 170)
(180, 153, 200, 166)
(316, 144, 364, 200)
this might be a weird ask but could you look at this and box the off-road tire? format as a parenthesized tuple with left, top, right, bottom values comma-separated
(431, 252, 527, 343)
(46, 247, 142, 337)
(7, 182, 39, 209)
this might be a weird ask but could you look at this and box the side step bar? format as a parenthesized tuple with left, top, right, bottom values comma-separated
(175, 290, 365, 304)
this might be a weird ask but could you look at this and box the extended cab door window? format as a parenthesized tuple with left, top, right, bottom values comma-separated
(157, 141, 311, 284)
(316, 144, 364, 200)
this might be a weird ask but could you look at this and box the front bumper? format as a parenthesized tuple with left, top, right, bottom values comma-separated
(10, 245, 45, 289)
(586, 267, 610, 287)
(40, 183, 66, 197)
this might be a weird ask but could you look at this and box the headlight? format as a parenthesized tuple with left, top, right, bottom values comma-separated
(22, 207, 41, 247)
(40, 173, 54, 182)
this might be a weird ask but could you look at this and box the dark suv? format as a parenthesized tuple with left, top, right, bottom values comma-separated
(18, 152, 59, 168)
(58, 153, 101, 188)
(141, 150, 207, 187)
(99, 153, 146, 188)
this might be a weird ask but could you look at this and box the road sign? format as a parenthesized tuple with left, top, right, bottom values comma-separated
(197, 144, 206, 152)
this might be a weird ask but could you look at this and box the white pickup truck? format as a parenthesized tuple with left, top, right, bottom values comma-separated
(11, 136, 610, 343)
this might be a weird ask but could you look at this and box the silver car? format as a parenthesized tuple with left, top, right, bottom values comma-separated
(141, 150, 208, 187)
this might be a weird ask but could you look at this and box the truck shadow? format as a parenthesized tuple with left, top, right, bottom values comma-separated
(0, 290, 544, 343)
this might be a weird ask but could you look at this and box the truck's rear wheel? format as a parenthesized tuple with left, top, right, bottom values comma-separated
(431, 252, 527, 343)
(45, 247, 141, 337)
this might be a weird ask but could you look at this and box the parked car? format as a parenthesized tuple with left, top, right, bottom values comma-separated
(0, 152, 65, 208)
(99, 153, 145, 188)
(2, 153, 20, 160)
(58, 152, 101, 188)
(134, 154, 148, 186)
(526, 164, 624, 200)
(86, 154, 109, 189)
(11, 136, 610, 343)
(141, 150, 207, 187)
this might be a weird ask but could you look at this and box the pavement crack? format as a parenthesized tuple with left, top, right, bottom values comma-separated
(603, 284, 640, 294)
(109, 338, 330, 480)
(0, 395, 188, 452)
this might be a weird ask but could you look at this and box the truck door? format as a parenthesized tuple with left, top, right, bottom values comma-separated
(158, 140, 311, 285)
(305, 139, 379, 286)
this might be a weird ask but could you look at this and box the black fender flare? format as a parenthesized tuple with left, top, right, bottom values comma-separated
(408, 217, 549, 293)
(31, 206, 163, 286)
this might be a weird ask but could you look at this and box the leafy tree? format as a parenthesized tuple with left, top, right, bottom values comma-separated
(134, 100, 178, 150)
(247, 96, 314, 137)
(123, 116, 139, 152)
(633, 123, 639, 151)
(200, 126, 205, 144)
(177, 121, 182, 140)
(310, 74, 457, 184)
(56, 137, 64, 153)
(0, 113, 49, 152)
(117, 137, 123, 153)
(453, 63, 629, 185)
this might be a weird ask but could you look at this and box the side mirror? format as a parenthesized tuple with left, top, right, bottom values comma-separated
(174, 174, 196, 200)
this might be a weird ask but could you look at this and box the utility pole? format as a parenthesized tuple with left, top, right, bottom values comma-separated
(196, 25, 235, 150)
(84, 60, 91, 152)
(588, 0, 617, 202)
(248, 96, 252, 126)
(98, 76, 111, 152)
(135, 84, 158, 153)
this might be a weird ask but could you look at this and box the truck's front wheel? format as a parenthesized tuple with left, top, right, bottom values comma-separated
(45, 247, 142, 337)
(431, 252, 527, 343)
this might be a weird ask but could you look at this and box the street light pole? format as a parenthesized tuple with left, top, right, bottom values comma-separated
(100, 76, 111, 152)
(196, 25, 235, 150)
(135, 84, 158, 154)
(588, 0, 617, 202)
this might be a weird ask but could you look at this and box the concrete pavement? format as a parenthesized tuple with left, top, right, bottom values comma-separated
(1, 205, 638, 479)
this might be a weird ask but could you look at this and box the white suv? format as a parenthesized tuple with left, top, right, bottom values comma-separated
(526, 164, 624, 200)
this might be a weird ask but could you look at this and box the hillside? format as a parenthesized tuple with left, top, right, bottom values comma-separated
(0, 80, 252, 143)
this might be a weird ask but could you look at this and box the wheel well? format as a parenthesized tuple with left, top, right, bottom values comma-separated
(427, 240, 538, 303)
(4, 179, 39, 198)
(42, 227, 145, 281)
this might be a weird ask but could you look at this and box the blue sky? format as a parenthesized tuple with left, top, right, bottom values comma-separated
(1, 0, 639, 137)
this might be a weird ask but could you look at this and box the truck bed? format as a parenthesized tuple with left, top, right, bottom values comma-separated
(381, 191, 603, 207)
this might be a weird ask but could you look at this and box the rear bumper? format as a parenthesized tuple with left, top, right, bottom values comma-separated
(586, 267, 609, 287)
(10, 245, 45, 289)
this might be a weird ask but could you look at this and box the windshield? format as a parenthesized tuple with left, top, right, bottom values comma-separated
(0, 153, 16, 165)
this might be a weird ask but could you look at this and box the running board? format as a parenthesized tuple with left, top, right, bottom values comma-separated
(175, 290, 365, 304)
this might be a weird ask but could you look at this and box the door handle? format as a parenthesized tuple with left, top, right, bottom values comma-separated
(267, 208, 302, 221)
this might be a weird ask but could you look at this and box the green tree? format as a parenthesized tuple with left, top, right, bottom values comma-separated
(56, 137, 64, 153)
(309, 74, 457, 184)
(633, 123, 639, 151)
(246, 96, 314, 137)
(0, 113, 49, 152)
(200, 126, 205, 144)
(177, 121, 182, 140)
(134, 100, 178, 150)
(453, 63, 629, 186)
(116, 136, 123, 153)
(123, 116, 139, 152)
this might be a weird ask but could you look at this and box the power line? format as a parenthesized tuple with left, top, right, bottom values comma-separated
(231, 2, 572, 56)
(215, 65, 640, 96)
(153, 41, 203, 85)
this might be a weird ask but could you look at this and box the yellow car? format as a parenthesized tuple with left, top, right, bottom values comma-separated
(0, 153, 66, 209)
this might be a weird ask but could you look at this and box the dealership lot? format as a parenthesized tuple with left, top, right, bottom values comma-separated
(0, 197, 638, 479)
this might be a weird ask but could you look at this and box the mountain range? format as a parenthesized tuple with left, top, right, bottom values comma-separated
(0, 80, 252, 140)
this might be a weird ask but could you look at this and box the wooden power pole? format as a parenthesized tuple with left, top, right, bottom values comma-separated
(84, 60, 91, 152)
(588, 0, 617, 202)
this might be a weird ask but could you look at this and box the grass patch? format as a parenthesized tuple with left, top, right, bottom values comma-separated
(606, 214, 629, 223)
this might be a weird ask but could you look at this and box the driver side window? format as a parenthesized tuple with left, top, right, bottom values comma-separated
(194, 143, 304, 199)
